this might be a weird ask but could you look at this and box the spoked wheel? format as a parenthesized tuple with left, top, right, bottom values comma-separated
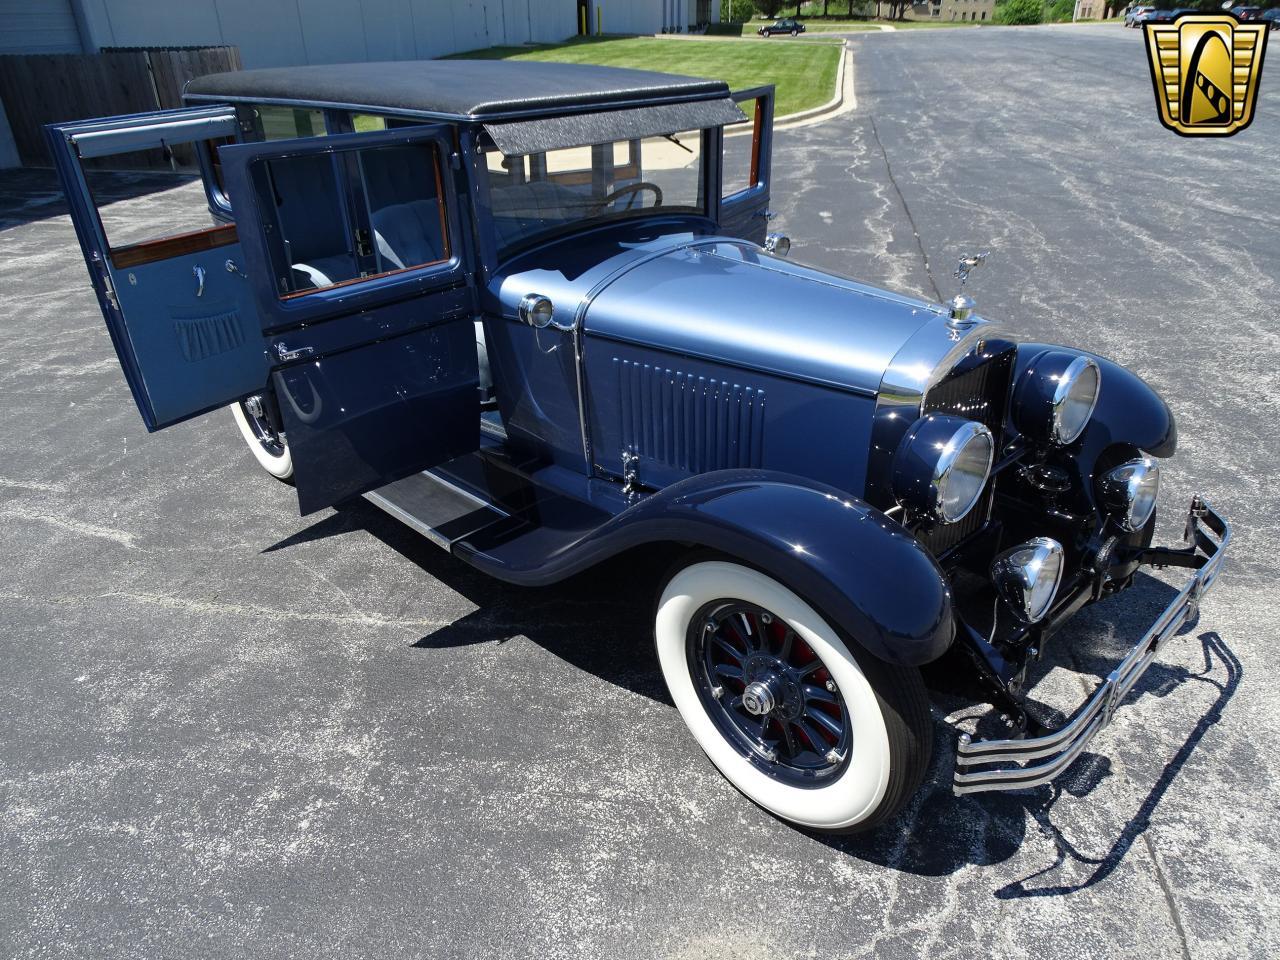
(656, 559, 932, 833)
(691, 601, 852, 786)
(230, 394, 294, 483)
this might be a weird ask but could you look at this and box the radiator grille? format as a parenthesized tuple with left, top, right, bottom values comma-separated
(616, 358, 765, 473)
(916, 346, 1015, 555)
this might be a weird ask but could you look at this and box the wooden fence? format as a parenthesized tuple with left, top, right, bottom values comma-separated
(0, 45, 241, 169)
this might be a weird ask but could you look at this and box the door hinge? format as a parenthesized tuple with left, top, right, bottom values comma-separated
(91, 252, 119, 310)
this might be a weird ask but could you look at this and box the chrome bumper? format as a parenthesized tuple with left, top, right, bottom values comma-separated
(953, 496, 1230, 796)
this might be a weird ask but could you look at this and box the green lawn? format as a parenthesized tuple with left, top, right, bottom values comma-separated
(447, 36, 843, 119)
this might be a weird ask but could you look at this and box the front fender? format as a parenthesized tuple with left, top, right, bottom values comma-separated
(1014, 343, 1177, 457)
(457, 470, 955, 666)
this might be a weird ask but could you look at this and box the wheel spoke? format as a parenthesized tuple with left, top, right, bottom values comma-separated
(721, 616, 750, 650)
(780, 721, 800, 759)
(712, 662, 744, 682)
(797, 719, 830, 752)
(807, 707, 844, 739)
(802, 684, 838, 706)
(711, 632, 746, 663)
(796, 658, 825, 677)
(777, 626, 793, 660)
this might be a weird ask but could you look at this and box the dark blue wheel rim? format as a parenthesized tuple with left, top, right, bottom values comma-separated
(687, 600, 852, 788)
(239, 398, 286, 458)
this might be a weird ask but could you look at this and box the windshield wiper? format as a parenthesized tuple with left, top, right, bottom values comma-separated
(663, 133, 693, 154)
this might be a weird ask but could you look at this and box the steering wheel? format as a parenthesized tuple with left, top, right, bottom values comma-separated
(593, 180, 663, 214)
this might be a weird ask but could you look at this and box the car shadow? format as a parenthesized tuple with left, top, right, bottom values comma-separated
(0, 168, 198, 232)
(267, 504, 1240, 890)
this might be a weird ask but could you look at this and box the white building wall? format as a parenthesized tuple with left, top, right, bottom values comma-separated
(71, 0, 578, 67)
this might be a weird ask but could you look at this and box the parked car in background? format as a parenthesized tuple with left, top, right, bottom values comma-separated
(1229, 6, 1264, 20)
(1125, 5, 1156, 25)
(1131, 7, 1163, 25)
(1146, 7, 1197, 22)
(45, 60, 1229, 835)
(1264, 7, 1280, 28)
(758, 17, 805, 36)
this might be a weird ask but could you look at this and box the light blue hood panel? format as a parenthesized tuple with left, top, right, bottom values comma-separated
(582, 240, 945, 397)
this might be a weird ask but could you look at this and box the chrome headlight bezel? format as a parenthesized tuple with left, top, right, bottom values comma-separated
(1099, 456, 1160, 532)
(892, 415, 995, 524)
(1013, 350, 1101, 447)
(990, 536, 1065, 624)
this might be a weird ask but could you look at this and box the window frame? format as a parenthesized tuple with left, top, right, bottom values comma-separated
(218, 121, 468, 332)
(477, 127, 713, 262)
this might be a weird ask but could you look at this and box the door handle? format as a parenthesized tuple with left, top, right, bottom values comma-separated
(274, 342, 315, 362)
(193, 264, 206, 297)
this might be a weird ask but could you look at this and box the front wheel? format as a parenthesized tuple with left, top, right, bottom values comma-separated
(230, 396, 294, 483)
(655, 559, 932, 833)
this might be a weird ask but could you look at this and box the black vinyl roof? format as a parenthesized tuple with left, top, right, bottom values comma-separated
(184, 59, 731, 121)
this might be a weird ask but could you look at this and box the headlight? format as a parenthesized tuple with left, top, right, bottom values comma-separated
(991, 537, 1064, 624)
(1100, 456, 1160, 531)
(892, 415, 995, 523)
(1013, 351, 1101, 446)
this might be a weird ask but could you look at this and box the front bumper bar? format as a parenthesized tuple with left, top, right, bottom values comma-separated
(953, 495, 1230, 795)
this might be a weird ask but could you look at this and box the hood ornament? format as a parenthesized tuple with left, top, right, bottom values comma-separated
(948, 251, 989, 325)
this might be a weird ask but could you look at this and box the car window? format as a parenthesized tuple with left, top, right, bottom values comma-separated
(483, 129, 705, 257)
(723, 96, 764, 198)
(250, 139, 450, 297)
(251, 106, 326, 140)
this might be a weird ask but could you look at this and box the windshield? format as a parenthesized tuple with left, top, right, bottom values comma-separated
(483, 129, 705, 256)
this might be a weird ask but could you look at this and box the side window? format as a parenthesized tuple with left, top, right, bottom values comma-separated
(252, 106, 326, 140)
(87, 137, 238, 267)
(251, 139, 450, 297)
(723, 96, 764, 198)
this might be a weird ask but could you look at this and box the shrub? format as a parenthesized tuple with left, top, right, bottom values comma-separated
(997, 0, 1044, 24)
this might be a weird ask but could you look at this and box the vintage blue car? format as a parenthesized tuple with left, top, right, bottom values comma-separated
(47, 60, 1228, 833)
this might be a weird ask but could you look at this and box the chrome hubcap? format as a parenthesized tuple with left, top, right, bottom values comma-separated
(741, 674, 782, 716)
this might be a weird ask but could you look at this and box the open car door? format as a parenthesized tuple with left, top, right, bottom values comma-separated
(48, 109, 479, 514)
(718, 86, 774, 245)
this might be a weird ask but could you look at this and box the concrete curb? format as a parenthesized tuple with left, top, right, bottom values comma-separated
(723, 40, 856, 138)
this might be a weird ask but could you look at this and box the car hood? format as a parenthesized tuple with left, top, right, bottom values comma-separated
(582, 239, 946, 396)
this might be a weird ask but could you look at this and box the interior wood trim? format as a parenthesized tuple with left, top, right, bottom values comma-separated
(110, 224, 238, 269)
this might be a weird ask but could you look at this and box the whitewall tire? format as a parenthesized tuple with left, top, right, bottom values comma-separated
(230, 399, 294, 483)
(656, 559, 932, 833)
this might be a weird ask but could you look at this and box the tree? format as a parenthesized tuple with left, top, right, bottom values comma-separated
(754, 0, 785, 16)
(722, 0, 756, 20)
(997, 0, 1043, 22)
(1046, 0, 1074, 20)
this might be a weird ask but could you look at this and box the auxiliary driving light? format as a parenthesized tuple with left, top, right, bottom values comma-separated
(1013, 351, 1101, 446)
(991, 537, 1064, 624)
(892, 415, 994, 523)
(1100, 456, 1160, 532)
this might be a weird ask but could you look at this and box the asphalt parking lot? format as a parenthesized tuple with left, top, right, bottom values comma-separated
(2, 23, 1277, 960)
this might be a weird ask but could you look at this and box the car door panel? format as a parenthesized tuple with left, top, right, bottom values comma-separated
(47, 107, 271, 430)
(217, 124, 479, 513)
(48, 109, 480, 514)
(274, 321, 478, 514)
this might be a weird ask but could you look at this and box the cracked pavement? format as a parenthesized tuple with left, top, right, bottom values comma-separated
(1, 23, 1277, 960)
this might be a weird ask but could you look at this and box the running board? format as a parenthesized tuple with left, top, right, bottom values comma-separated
(364, 469, 508, 549)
